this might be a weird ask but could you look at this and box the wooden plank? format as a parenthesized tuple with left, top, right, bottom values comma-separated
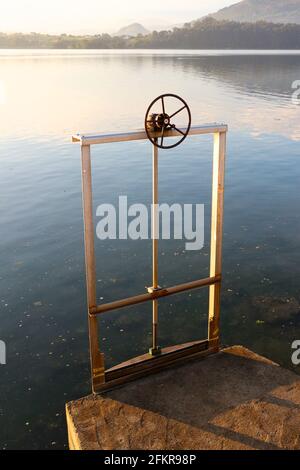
(81, 145, 105, 390)
(107, 339, 209, 378)
(95, 340, 218, 393)
(72, 124, 228, 146)
(208, 132, 227, 347)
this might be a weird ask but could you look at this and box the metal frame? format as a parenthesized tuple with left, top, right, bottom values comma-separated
(72, 124, 227, 393)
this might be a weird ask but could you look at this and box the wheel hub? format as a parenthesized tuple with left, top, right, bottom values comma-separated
(147, 113, 170, 131)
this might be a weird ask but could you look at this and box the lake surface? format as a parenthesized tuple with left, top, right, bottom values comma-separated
(0, 50, 300, 449)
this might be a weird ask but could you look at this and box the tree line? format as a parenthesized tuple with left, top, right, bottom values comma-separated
(1, 18, 300, 49)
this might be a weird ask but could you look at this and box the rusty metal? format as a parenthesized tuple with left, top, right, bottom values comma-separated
(89, 275, 221, 316)
(145, 94, 191, 149)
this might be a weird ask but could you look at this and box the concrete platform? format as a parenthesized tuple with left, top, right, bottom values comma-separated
(66, 346, 300, 450)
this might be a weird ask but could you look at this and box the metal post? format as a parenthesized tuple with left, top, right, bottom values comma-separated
(81, 144, 105, 391)
(149, 141, 161, 356)
(208, 132, 226, 349)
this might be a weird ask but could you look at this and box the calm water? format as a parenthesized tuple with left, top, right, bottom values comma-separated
(0, 50, 300, 449)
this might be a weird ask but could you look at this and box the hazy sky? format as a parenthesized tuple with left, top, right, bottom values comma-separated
(0, 0, 237, 34)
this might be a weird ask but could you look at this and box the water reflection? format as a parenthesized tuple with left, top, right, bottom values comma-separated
(0, 50, 300, 449)
(1, 51, 300, 139)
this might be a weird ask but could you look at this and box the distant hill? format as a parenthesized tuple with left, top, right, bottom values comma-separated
(210, 0, 300, 24)
(114, 23, 150, 37)
(2, 17, 300, 49)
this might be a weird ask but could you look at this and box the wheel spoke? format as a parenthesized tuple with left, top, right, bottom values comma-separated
(161, 125, 165, 147)
(173, 126, 185, 136)
(169, 105, 186, 119)
(161, 97, 165, 115)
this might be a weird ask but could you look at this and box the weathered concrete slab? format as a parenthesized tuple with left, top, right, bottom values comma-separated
(66, 346, 300, 450)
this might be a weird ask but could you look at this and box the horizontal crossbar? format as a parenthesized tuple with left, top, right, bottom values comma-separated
(72, 124, 228, 146)
(89, 274, 221, 315)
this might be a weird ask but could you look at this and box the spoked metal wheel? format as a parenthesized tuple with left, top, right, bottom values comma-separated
(145, 94, 192, 149)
